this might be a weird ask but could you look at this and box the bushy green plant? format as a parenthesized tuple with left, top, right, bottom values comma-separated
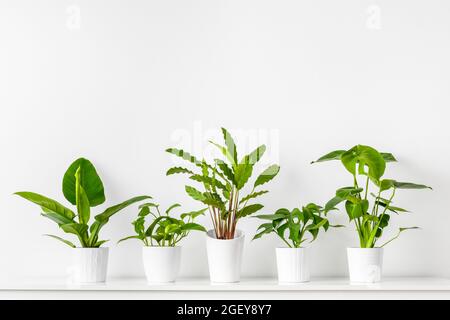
(15, 158, 150, 248)
(166, 128, 280, 239)
(312, 145, 431, 248)
(253, 204, 341, 247)
(119, 202, 206, 246)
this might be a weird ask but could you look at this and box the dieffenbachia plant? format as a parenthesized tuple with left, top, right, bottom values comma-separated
(253, 204, 342, 248)
(15, 158, 150, 248)
(312, 145, 431, 248)
(166, 128, 280, 240)
(118, 202, 206, 247)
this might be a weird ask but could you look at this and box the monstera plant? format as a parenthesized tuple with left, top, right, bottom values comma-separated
(312, 145, 431, 248)
(166, 128, 280, 240)
(15, 158, 150, 248)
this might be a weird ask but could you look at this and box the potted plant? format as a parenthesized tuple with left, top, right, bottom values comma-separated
(15, 158, 150, 283)
(312, 145, 431, 283)
(118, 201, 206, 283)
(166, 128, 280, 283)
(253, 204, 340, 283)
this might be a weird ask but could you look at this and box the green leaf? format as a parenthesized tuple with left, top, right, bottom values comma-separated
(89, 195, 151, 246)
(166, 203, 181, 215)
(380, 227, 419, 247)
(238, 204, 264, 218)
(117, 235, 143, 244)
(166, 148, 201, 166)
(185, 186, 206, 201)
(202, 192, 226, 211)
(336, 187, 363, 198)
(209, 141, 236, 168)
(41, 212, 74, 226)
(190, 174, 227, 191)
(381, 153, 397, 162)
(252, 223, 273, 240)
(75, 168, 90, 224)
(221, 128, 238, 165)
(247, 145, 266, 165)
(44, 234, 76, 248)
(180, 223, 206, 232)
(254, 165, 280, 188)
(166, 167, 194, 176)
(325, 196, 345, 213)
(311, 150, 346, 163)
(239, 190, 269, 204)
(180, 208, 208, 220)
(216, 160, 235, 184)
(61, 223, 89, 246)
(15, 192, 75, 220)
(254, 213, 287, 221)
(234, 162, 253, 190)
(93, 240, 109, 247)
(393, 181, 432, 190)
(341, 145, 386, 181)
(139, 202, 158, 209)
(62, 158, 105, 207)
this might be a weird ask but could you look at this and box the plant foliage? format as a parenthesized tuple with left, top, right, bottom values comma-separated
(118, 202, 206, 246)
(312, 145, 431, 248)
(166, 128, 280, 239)
(253, 204, 342, 247)
(15, 158, 150, 248)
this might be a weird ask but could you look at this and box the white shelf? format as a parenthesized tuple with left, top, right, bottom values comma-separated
(1, 277, 449, 299)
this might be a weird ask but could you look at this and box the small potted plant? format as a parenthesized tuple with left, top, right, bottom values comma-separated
(312, 145, 431, 283)
(166, 128, 280, 283)
(15, 158, 150, 284)
(254, 204, 340, 283)
(118, 201, 206, 283)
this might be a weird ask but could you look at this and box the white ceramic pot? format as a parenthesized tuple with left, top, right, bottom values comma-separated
(276, 247, 310, 283)
(347, 247, 383, 283)
(206, 229, 244, 283)
(142, 246, 181, 283)
(70, 247, 109, 284)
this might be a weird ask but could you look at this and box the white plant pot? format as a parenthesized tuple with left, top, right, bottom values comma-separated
(142, 246, 181, 283)
(347, 248, 383, 283)
(276, 247, 310, 283)
(70, 248, 109, 284)
(206, 229, 244, 283)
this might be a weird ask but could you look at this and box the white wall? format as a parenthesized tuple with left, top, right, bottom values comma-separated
(0, 0, 449, 280)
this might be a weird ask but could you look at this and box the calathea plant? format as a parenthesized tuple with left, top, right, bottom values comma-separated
(118, 202, 206, 246)
(15, 158, 150, 248)
(166, 128, 280, 240)
(312, 145, 431, 248)
(253, 204, 341, 247)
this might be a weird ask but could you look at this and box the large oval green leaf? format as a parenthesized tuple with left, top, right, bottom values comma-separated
(62, 158, 105, 207)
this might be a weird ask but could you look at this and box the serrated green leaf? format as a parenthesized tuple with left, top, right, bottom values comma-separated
(254, 165, 280, 188)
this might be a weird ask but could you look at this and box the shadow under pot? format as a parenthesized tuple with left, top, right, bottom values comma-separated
(347, 247, 384, 283)
(142, 246, 181, 283)
(70, 247, 109, 284)
(206, 229, 245, 283)
(276, 247, 310, 283)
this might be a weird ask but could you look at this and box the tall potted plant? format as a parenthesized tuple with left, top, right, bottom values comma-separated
(15, 158, 150, 283)
(166, 128, 280, 282)
(312, 145, 431, 283)
(254, 204, 340, 283)
(119, 201, 206, 283)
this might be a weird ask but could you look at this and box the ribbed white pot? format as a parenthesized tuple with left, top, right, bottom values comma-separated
(276, 248, 310, 283)
(70, 248, 109, 284)
(206, 229, 244, 283)
(347, 248, 384, 283)
(142, 246, 181, 283)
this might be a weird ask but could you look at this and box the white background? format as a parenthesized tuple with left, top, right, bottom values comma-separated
(0, 0, 449, 280)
